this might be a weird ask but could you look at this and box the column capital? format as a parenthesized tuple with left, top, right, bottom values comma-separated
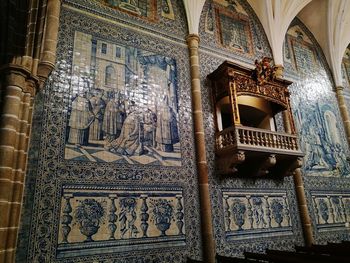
(0, 64, 40, 96)
(273, 64, 284, 79)
(186, 34, 200, 45)
(335, 86, 344, 92)
(37, 61, 55, 88)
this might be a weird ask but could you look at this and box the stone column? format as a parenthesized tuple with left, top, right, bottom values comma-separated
(335, 86, 350, 145)
(282, 88, 314, 246)
(293, 169, 314, 246)
(37, 0, 62, 84)
(186, 34, 215, 263)
(0, 67, 37, 263)
(0, 1, 61, 262)
(281, 102, 314, 246)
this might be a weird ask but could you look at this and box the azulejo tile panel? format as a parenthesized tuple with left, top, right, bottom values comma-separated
(283, 18, 350, 243)
(285, 22, 350, 177)
(65, 30, 181, 166)
(311, 191, 350, 232)
(65, 0, 188, 40)
(222, 190, 293, 241)
(199, 0, 272, 65)
(57, 185, 185, 258)
(98, 0, 157, 20)
(18, 4, 201, 263)
(215, 3, 253, 55)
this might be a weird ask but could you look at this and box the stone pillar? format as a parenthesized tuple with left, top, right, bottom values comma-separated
(0, 67, 37, 263)
(37, 0, 62, 84)
(186, 34, 215, 263)
(293, 169, 314, 246)
(281, 102, 314, 246)
(335, 86, 350, 145)
(0, 1, 61, 262)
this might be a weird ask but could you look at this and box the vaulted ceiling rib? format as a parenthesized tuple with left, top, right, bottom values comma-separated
(247, 0, 311, 66)
(181, 0, 350, 86)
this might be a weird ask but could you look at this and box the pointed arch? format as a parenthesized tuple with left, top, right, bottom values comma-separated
(327, 0, 350, 86)
(182, 0, 206, 35)
(297, 0, 350, 87)
(247, 0, 311, 65)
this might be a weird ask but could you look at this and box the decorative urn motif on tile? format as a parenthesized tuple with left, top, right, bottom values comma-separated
(151, 199, 174, 236)
(231, 199, 246, 230)
(271, 199, 284, 227)
(74, 199, 105, 242)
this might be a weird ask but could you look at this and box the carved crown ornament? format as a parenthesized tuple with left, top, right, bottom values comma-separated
(251, 57, 276, 85)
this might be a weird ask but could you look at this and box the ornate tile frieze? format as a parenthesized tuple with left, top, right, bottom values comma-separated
(311, 192, 349, 231)
(64, 0, 188, 41)
(307, 190, 350, 243)
(57, 185, 185, 258)
(222, 190, 293, 241)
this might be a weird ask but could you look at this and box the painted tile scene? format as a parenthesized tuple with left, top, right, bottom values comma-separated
(215, 0, 253, 54)
(286, 26, 350, 177)
(65, 31, 181, 166)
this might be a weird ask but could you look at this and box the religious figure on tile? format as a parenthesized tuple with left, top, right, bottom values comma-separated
(229, 26, 242, 50)
(156, 95, 179, 152)
(102, 92, 126, 142)
(106, 101, 145, 155)
(304, 125, 330, 171)
(68, 93, 94, 146)
(89, 89, 106, 141)
(143, 108, 157, 147)
(332, 144, 350, 175)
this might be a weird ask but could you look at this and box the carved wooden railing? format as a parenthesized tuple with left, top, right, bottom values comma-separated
(216, 126, 301, 154)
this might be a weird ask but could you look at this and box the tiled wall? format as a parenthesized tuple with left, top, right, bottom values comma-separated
(17, 0, 350, 262)
(17, 0, 202, 262)
(283, 20, 350, 243)
(199, 0, 303, 258)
